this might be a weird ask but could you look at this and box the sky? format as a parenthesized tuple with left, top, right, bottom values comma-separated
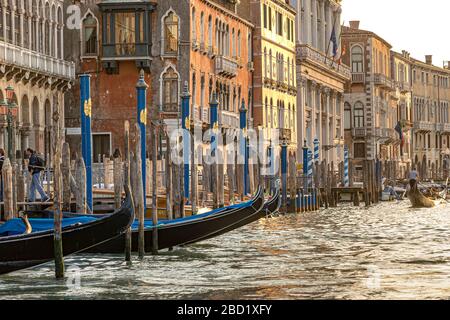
(341, 0, 450, 67)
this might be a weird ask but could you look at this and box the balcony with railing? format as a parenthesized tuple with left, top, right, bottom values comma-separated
(414, 121, 435, 132)
(215, 55, 238, 78)
(352, 73, 365, 83)
(371, 73, 393, 90)
(352, 127, 367, 138)
(219, 110, 239, 128)
(0, 41, 75, 80)
(397, 81, 411, 93)
(296, 44, 351, 81)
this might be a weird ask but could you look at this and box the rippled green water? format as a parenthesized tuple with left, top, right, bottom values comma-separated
(1, 200, 450, 299)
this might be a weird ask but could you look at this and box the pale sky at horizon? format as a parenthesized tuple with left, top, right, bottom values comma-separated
(341, 0, 449, 67)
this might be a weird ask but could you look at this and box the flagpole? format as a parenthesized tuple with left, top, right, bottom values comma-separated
(324, 13, 339, 66)
(335, 20, 345, 69)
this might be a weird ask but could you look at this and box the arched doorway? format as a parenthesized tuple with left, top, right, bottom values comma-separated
(31, 96, 41, 151)
(21, 95, 31, 153)
(44, 99, 52, 161)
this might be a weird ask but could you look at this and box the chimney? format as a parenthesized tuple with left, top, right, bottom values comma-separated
(425, 55, 433, 65)
(349, 21, 360, 29)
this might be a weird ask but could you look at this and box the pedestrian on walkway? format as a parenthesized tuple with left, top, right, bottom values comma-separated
(26, 148, 49, 202)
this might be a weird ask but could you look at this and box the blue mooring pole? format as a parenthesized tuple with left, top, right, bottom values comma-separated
(136, 70, 148, 208)
(281, 140, 288, 212)
(239, 99, 249, 195)
(314, 138, 320, 163)
(210, 92, 219, 159)
(181, 82, 191, 201)
(80, 74, 93, 212)
(302, 140, 308, 192)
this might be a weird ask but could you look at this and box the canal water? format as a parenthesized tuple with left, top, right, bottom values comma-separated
(1, 200, 450, 299)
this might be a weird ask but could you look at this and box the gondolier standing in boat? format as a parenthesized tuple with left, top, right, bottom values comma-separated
(26, 148, 49, 202)
(409, 167, 419, 189)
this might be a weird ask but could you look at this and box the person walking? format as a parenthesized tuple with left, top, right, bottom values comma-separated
(26, 148, 49, 202)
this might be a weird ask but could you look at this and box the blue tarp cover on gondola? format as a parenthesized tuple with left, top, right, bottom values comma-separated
(0, 198, 252, 237)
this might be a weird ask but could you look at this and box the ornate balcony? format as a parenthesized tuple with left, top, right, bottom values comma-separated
(352, 72, 365, 83)
(296, 44, 351, 81)
(371, 73, 393, 90)
(219, 110, 239, 129)
(0, 41, 75, 85)
(215, 55, 238, 78)
(352, 127, 366, 138)
(397, 81, 411, 93)
(414, 121, 435, 133)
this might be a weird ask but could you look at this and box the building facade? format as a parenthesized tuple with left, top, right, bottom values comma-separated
(151, 0, 254, 134)
(64, 0, 155, 158)
(391, 50, 413, 177)
(0, 0, 74, 158)
(242, 0, 297, 152)
(410, 55, 450, 180)
(341, 21, 399, 172)
(295, 0, 350, 164)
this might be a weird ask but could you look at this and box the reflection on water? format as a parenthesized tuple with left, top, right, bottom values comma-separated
(1, 201, 450, 299)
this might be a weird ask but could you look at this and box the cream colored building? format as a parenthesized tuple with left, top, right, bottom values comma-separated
(410, 55, 450, 180)
(295, 0, 350, 164)
(391, 50, 413, 177)
(0, 0, 74, 158)
(243, 0, 297, 152)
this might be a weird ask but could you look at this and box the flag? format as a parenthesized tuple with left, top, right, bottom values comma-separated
(395, 121, 404, 156)
(338, 45, 346, 65)
(330, 26, 338, 58)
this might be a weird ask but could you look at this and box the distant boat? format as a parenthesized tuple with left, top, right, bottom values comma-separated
(0, 188, 134, 275)
(407, 181, 436, 208)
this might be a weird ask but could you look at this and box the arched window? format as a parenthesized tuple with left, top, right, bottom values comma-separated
(351, 45, 363, 73)
(162, 67, 179, 112)
(164, 11, 179, 54)
(265, 97, 268, 126)
(237, 30, 241, 57)
(191, 7, 196, 42)
(200, 11, 204, 45)
(0, 5, 4, 41)
(5, 1, 12, 43)
(207, 15, 212, 48)
(45, 3, 50, 55)
(14, 0, 20, 44)
(353, 101, 364, 128)
(344, 102, 351, 129)
(264, 47, 267, 77)
(83, 13, 97, 56)
(232, 28, 235, 57)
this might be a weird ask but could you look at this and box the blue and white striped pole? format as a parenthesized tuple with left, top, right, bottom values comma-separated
(308, 149, 313, 188)
(136, 70, 148, 208)
(302, 140, 308, 192)
(80, 74, 93, 212)
(344, 145, 349, 187)
(313, 138, 320, 163)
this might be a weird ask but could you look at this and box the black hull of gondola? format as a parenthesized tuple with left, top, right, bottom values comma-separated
(0, 194, 134, 275)
(86, 186, 264, 254)
(182, 188, 281, 246)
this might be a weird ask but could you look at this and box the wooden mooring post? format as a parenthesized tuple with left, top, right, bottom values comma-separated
(52, 106, 64, 279)
(151, 120, 159, 254)
(62, 143, 72, 212)
(123, 121, 132, 262)
(134, 123, 145, 259)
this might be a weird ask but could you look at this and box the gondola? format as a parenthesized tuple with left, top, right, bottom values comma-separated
(0, 188, 134, 275)
(181, 186, 281, 246)
(83, 185, 264, 253)
(407, 180, 435, 208)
